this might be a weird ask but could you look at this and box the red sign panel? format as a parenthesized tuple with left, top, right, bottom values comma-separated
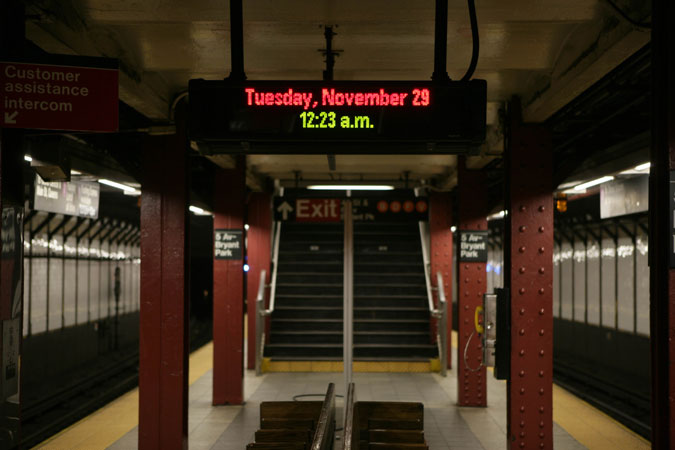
(0, 61, 118, 132)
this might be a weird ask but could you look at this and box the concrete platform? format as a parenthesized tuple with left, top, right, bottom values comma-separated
(36, 342, 650, 450)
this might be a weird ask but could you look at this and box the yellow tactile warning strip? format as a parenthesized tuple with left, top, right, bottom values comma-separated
(261, 358, 440, 373)
(450, 330, 650, 449)
(34, 342, 214, 450)
(552, 383, 650, 450)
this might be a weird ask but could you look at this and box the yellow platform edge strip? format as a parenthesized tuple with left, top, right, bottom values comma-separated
(261, 357, 440, 373)
(34, 341, 215, 450)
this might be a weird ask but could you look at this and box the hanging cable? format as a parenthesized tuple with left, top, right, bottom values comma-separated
(463, 330, 483, 372)
(460, 0, 479, 82)
(603, 0, 651, 29)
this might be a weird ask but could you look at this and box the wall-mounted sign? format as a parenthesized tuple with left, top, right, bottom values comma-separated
(600, 176, 648, 219)
(33, 176, 99, 218)
(273, 197, 429, 222)
(189, 80, 486, 154)
(460, 230, 488, 263)
(214, 229, 243, 260)
(670, 171, 675, 269)
(0, 56, 118, 132)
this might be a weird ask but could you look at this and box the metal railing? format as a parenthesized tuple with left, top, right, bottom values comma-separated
(255, 222, 282, 376)
(436, 271, 448, 377)
(418, 221, 447, 377)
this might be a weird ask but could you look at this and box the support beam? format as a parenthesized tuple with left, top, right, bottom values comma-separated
(139, 105, 190, 450)
(505, 112, 553, 449)
(246, 192, 272, 370)
(213, 156, 246, 404)
(0, 2, 25, 447)
(457, 159, 487, 406)
(649, 0, 675, 445)
(429, 192, 453, 369)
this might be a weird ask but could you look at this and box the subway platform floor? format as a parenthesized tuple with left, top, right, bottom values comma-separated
(37, 342, 649, 450)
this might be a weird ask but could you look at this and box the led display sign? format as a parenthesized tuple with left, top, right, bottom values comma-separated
(188, 80, 486, 154)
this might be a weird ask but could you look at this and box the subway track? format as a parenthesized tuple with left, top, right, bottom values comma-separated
(22, 320, 212, 449)
(554, 359, 650, 440)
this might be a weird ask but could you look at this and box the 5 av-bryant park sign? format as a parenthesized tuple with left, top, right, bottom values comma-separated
(188, 80, 486, 154)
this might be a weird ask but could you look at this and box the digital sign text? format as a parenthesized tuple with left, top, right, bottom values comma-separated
(245, 87, 430, 110)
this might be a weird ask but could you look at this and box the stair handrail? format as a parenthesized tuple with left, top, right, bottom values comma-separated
(255, 268, 268, 375)
(419, 222, 448, 377)
(418, 222, 437, 316)
(255, 221, 282, 376)
(436, 271, 448, 377)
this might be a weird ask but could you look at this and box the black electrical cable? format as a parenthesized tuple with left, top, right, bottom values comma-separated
(460, 0, 479, 82)
(603, 0, 651, 29)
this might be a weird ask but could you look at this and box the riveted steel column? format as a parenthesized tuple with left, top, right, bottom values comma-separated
(139, 104, 190, 450)
(213, 156, 246, 404)
(0, 2, 25, 448)
(430, 192, 453, 369)
(506, 121, 553, 449)
(650, 0, 675, 445)
(246, 192, 272, 370)
(457, 160, 487, 406)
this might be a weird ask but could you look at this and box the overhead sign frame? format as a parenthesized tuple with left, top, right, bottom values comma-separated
(189, 79, 487, 154)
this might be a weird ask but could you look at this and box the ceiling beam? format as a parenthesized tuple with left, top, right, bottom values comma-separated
(523, 24, 650, 123)
(25, 13, 171, 120)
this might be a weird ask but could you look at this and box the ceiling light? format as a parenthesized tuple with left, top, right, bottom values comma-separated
(634, 162, 650, 171)
(24, 155, 32, 162)
(573, 176, 614, 191)
(307, 185, 394, 191)
(244, 224, 250, 230)
(71, 169, 82, 175)
(487, 210, 507, 221)
(450, 226, 457, 233)
(189, 205, 212, 216)
(98, 179, 140, 194)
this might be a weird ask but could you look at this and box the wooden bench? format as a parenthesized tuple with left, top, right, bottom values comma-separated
(342, 383, 428, 450)
(247, 383, 336, 450)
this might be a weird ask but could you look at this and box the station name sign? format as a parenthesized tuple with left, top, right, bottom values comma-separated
(189, 80, 486, 154)
(460, 230, 488, 263)
(33, 176, 100, 219)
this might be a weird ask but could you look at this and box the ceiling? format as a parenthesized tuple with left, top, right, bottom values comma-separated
(23, 0, 651, 189)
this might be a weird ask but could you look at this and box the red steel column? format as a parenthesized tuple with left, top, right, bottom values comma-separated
(650, 0, 675, 445)
(430, 192, 453, 369)
(213, 156, 246, 404)
(246, 192, 272, 370)
(139, 107, 190, 450)
(457, 160, 487, 406)
(506, 120, 553, 449)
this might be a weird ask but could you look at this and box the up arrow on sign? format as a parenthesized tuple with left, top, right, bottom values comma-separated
(277, 201, 293, 220)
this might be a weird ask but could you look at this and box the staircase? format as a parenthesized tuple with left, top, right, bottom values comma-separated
(265, 221, 436, 361)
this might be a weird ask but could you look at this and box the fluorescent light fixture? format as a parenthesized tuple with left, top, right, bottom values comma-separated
(487, 210, 507, 221)
(24, 155, 32, 162)
(189, 205, 213, 216)
(98, 178, 139, 194)
(450, 226, 457, 233)
(307, 184, 394, 191)
(573, 176, 614, 191)
(634, 162, 650, 171)
(71, 169, 82, 175)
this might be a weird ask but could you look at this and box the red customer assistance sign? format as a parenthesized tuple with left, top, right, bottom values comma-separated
(0, 61, 118, 132)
